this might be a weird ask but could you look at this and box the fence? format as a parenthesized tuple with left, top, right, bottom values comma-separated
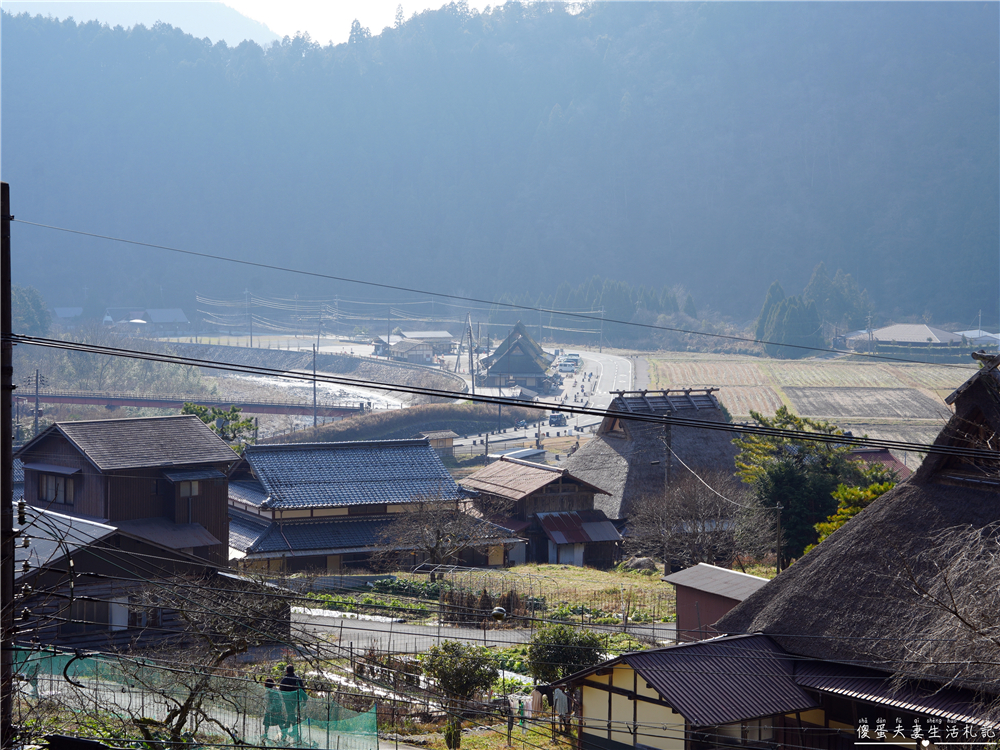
(12, 649, 378, 750)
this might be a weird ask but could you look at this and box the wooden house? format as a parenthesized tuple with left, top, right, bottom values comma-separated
(15, 415, 239, 566)
(228, 439, 519, 572)
(390, 339, 434, 364)
(565, 390, 738, 521)
(460, 456, 620, 567)
(478, 321, 554, 390)
(14, 504, 226, 650)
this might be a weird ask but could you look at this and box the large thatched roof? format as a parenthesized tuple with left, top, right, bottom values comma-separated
(717, 357, 1000, 693)
(564, 389, 738, 519)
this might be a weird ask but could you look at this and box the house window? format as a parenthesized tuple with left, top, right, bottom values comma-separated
(61, 597, 108, 634)
(179, 480, 199, 498)
(39, 474, 74, 504)
(127, 596, 162, 629)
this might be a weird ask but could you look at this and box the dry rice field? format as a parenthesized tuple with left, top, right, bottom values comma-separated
(648, 354, 972, 460)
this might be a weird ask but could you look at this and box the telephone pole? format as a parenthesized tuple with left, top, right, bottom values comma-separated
(312, 344, 318, 428)
(3, 182, 16, 750)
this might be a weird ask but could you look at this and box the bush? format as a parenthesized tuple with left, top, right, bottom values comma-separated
(526, 625, 605, 683)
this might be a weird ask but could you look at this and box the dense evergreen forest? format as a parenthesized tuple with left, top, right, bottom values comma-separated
(3, 2, 997, 327)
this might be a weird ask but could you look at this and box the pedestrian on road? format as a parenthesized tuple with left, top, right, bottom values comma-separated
(262, 677, 286, 742)
(279, 665, 307, 739)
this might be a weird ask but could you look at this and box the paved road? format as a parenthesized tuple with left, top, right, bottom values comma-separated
(294, 611, 534, 654)
(451, 349, 638, 449)
(293, 611, 676, 654)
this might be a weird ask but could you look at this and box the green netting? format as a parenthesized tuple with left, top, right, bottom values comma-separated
(13, 649, 377, 750)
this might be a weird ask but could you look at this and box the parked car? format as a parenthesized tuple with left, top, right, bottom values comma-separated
(549, 413, 568, 427)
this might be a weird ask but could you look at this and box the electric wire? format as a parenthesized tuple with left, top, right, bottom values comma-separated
(9, 333, 993, 462)
(12, 217, 990, 368)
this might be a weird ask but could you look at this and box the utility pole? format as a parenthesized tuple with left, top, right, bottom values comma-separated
(775, 504, 783, 575)
(312, 344, 318, 428)
(468, 313, 475, 396)
(387, 308, 391, 359)
(244, 289, 253, 348)
(316, 303, 323, 351)
(33, 370, 40, 437)
(2, 181, 16, 750)
(599, 308, 605, 354)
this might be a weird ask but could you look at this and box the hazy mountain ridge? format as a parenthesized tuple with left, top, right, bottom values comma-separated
(3, 3, 997, 325)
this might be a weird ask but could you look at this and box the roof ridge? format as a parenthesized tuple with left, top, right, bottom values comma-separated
(498, 456, 563, 473)
(57, 414, 200, 426)
(248, 438, 430, 452)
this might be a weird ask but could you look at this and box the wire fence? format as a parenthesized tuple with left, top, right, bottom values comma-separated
(12, 649, 378, 750)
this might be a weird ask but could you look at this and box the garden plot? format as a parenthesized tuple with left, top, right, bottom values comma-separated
(783, 387, 952, 421)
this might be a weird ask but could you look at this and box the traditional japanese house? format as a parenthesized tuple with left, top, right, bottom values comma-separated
(565, 389, 738, 521)
(15, 415, 238, 566)
(460, 456, 620, 566)
(228, 439, 519, 572)
(478, 321, 555, 390)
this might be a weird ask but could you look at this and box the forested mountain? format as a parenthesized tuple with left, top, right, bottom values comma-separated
(3, 2, 997, 325)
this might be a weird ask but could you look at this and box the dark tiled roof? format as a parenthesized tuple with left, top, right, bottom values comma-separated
(17, 416, 238, 471)
(553, 634, 816, 727)
(228, 512, 271, 552)
(795, 660, 999, 729)
(11, 458, 24, 484)
(116, 518, 222, 549)
(229, 479, 269, 508)
(246, 513, 519, 557)
(625, 635, 816, 726)
(243, 440, 469, 510)
(248, 516, 396, 555)
(663, 563, 768, 602)
(15, 504, 116, 581)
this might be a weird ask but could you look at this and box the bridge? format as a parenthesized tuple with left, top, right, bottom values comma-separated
(19, 390, 372, 418)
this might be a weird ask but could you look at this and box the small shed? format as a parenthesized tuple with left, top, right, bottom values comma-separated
(416, 430, 460, 456)
(662, 563, 767, 642)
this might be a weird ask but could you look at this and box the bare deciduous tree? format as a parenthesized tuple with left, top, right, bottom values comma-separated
(888, 522, 1000, 700)
(625, 470, 775, 572)
(377, 498, 509, 579)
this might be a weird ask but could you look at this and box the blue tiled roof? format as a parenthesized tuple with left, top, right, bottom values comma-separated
(229, 512, 271, 552)
(245, 514, 518, 557)
(11, 458, 23, 484)
(248, 516, 394, 555)
(229, 479, 269, 508)
(243, 440, 471, 510)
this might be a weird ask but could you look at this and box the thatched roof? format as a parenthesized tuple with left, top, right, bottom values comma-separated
(717, 357, 1000, 693)
(481, 321, 553, 375)
(565, 390, 738, 519)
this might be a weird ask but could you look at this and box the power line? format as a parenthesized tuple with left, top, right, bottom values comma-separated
(12, 217, 988, 368)
(9, 334, 992, 461)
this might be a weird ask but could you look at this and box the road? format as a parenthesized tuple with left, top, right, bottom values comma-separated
(450, 348, 640, 449)
(293, 610, 676, 654)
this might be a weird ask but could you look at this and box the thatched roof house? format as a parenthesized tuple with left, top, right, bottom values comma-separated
(564, 389, 737, 520)
(479, 320, 554, 389)
(718, 352, 1000, 696)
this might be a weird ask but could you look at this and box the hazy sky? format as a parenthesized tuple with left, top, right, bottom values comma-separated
(223, 0, 490, 45)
